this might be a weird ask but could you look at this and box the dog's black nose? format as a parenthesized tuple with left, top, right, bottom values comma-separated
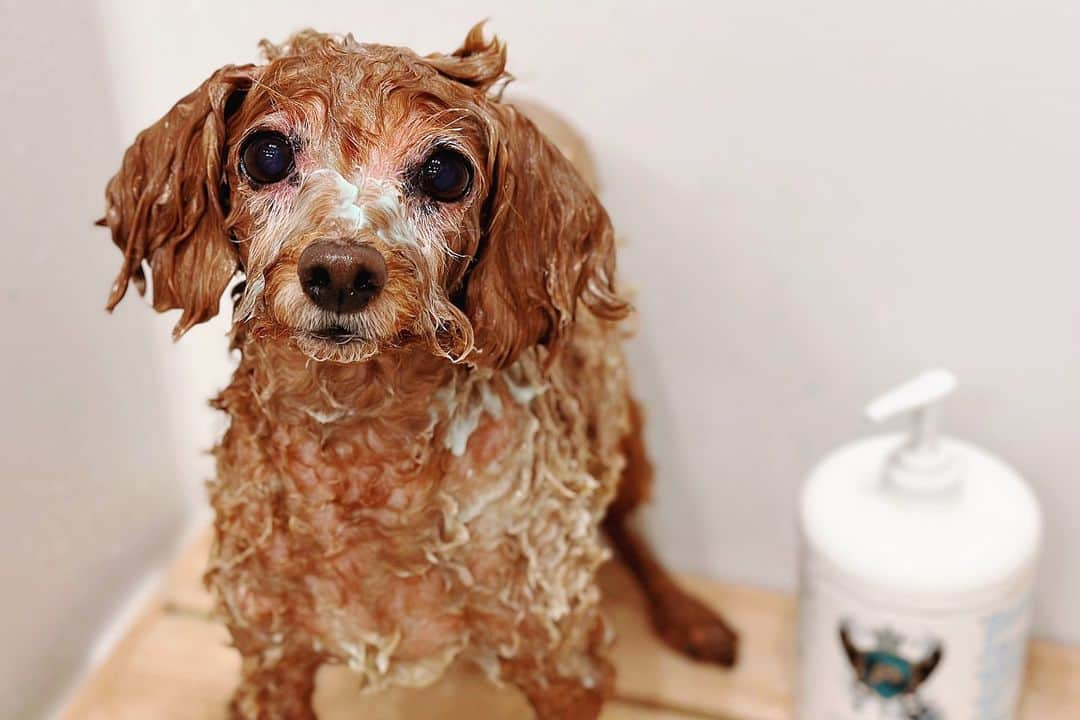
(298, 240, 387, 314)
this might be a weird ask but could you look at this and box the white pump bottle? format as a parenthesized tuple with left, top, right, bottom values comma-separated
(797, 370, 1042, 720)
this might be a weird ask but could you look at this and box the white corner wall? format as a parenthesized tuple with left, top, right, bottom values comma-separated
(0, 3, 197, 718)
(4, 1, 1079, 716)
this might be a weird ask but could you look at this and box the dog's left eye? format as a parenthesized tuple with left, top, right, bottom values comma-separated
(240, 131, 295, 186)
(416, 148, 472, 202)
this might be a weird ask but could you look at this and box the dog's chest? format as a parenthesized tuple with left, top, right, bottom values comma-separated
(259, 359, 541, 526)
(209, 348, 611, 687)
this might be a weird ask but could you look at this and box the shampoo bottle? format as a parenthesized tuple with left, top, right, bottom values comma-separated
(797, 370, 1042, 720)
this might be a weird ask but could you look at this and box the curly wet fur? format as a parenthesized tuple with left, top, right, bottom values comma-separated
(101, 24, 734, 720)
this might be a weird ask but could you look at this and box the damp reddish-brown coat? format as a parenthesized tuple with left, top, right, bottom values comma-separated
(98, 23, 664, 720)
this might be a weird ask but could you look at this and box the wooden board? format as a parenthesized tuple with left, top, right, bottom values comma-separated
(60, 529, 1080, 719)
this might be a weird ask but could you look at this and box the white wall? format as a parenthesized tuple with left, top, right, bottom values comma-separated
(0, 3, 196, 718)
(6, 2, 1077, 713)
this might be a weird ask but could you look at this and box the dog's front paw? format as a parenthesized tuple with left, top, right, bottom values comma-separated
(229, 696, 318, 720)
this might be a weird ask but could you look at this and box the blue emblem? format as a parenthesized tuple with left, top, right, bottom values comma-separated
(839, 623, 944, 719)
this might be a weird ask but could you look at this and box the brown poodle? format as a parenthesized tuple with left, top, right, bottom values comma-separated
(100, 25, 736, 720)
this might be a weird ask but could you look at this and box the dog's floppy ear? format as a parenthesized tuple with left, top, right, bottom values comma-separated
(101, 64, 255, 339)
(463, 103, 630, 369)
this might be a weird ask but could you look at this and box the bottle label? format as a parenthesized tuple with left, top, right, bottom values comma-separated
(797, 556, 1031, 720)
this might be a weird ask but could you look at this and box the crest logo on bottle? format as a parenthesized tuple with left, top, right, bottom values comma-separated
(840, 622, 944, 720)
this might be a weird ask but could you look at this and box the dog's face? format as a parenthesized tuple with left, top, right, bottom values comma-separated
(102, 26, 627, 367)
(226, 33, 495, 364)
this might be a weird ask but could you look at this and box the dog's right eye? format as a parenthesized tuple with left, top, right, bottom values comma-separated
(240, 132, 295, 186)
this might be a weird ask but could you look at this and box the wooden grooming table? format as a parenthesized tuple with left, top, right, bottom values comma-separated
(59, 530, 1080, 719)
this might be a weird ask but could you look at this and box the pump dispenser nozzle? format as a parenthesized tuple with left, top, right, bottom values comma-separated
(866, 369, 960, 492)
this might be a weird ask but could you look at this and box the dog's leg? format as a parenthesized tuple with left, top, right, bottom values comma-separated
(514, 664, 613, 720)
(502, 637, 614, 720)
(603, 398, 739, 666)
(227, 633, 321, 720)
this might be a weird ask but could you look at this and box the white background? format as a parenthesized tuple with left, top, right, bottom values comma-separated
(3, 1, 1079, 716)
